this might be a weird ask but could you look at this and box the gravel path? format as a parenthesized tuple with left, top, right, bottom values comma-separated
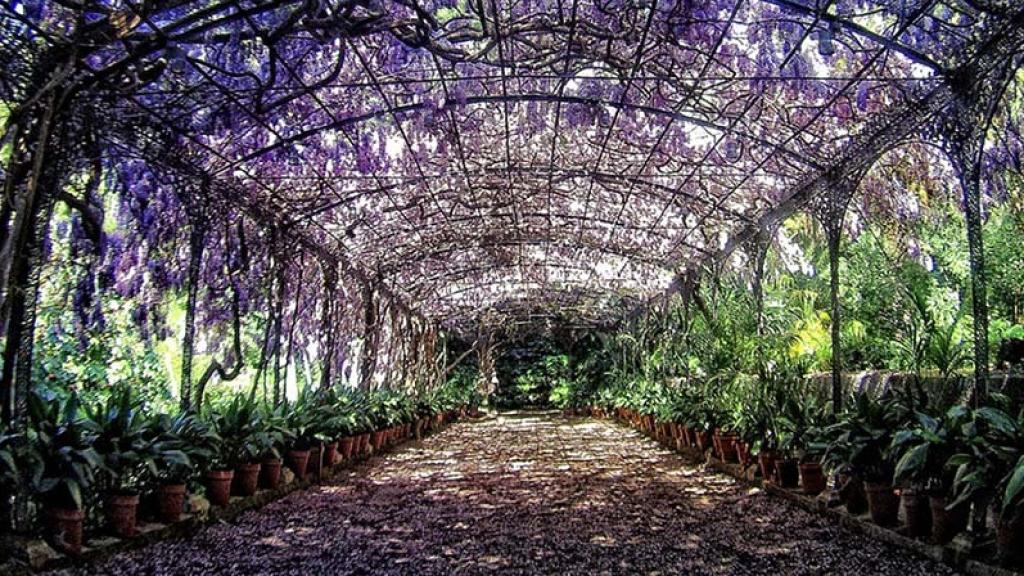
(55, 413, 958, 576)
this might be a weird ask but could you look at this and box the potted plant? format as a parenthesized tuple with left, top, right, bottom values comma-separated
(946, 401, 1019, 549)
(85, 387, 152, 538)
(257, 405, 293, 490)
(208, 396, 276, 497)
(283, 396, 317, 480)
(948, 405, 1022, 561)
(823, 393, 909, 525)
(776, 393, 826, 492)
(891, 406, 971, 541)
(145, 412, 209, 523)
(26, 391, 103, 555)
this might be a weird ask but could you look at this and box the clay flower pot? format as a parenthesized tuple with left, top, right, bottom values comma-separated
(286, 449, 311, 480)
(156, 483, 187, 523)
(322, 441, 338, 468)
(901, 489, 932, 538)
(929, 495, 968, 544)
(838, 474, 868, 515)
(996, 512, 1024, 566)
(371, 430, 386, 451)
(259, 458, 283, 490)
(306, 446, 322, 476)
(205, 469, 235, 507)
(798, 462, 827, 495)
(774, 458, 800, 489)
(735, 441, 751, 468)
(720, 434, 739, 463)
(758, 451, 777, 483)
(339, 437, 356, 460)
(232, 462, 262, 497)
(106, 492, 140, 538)
(695, 430, 712, 452)
(44, 507, 85, 555)
(864, 482, 899, 526)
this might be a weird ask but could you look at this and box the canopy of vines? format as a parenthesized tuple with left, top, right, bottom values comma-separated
(1, 1, 1023, 413)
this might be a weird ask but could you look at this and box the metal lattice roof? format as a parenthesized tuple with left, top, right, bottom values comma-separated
(4, 0, 1022, 335)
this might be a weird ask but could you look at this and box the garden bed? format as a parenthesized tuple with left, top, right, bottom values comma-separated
(0, 416, 465, 574)
(604, 411, 1021, 576)
(37, 413, 960, 576)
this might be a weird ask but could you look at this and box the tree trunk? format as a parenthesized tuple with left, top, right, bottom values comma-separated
(1, 91, 60, 426)
(179, 219, 206, 412)
(827, 225, 843, 413)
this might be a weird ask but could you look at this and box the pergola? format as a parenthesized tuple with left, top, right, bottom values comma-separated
(1, 0, 1022, 418)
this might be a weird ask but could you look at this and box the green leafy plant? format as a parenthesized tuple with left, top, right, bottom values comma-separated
(1001, 455, 1024, 523)
(821, 392, 911, 484)
(26, 391, 104, 510)
(890, 406, 970, 494)
(146, 412, 214, 484)
(85, 386, 156, 495)
(947, 406, 1021, 510)
(206, 395, 277, 468)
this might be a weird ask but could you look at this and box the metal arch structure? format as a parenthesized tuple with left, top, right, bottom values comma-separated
(1, 1, 1024, 416)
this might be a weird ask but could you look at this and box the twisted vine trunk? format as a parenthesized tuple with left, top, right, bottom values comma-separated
(0, 90, 62, 427)
(179, 217, 206, 412)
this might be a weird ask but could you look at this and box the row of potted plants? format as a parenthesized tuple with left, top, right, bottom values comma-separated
(588, 376, 1024, 567)
(0, 381, 479, 557)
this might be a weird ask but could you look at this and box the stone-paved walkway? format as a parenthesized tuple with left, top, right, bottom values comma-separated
(56, 413, 957, 575)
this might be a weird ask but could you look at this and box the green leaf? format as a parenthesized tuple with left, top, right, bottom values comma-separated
(1002, 457, 1024, 518)
(977, 407, 1018, 438)
(894, 443, 929, 484)
(64, 479, 82, 510)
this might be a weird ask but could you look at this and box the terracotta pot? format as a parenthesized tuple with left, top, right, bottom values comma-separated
(286, 449, 311, 480)
(758, 451, 777, 482)
(720, 434, 739, 463)
(864, 482, 899, 526)
(106, 493, 140, 538)
(696, 430, 712, 452)
(339, 437, 356, 460)
(371, 430, 386, 450)
(735, 440, 751, 468)
(205, 469, 234, 507)
(307, 446, 322, 476)
(929, 495, 968, 544)
(997, 513, 1024, 566)
(44, 507, 84, 555)
(156, 483, 187, 523)
(259, 458, 283, 490)
(775, 458, 800, 489)
(798, 462, 827, 495)
(322, 441, 338, 467)
(232, 462, 261, 497)
(901, 489, 932, 539)
(839, 475, 868, 515)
